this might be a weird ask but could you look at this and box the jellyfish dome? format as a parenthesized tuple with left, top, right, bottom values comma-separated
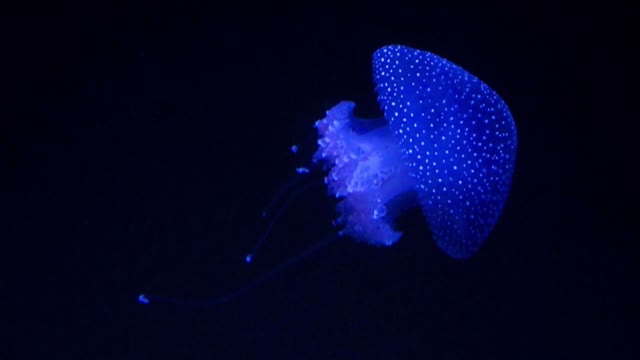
(313, 45, 517, 259)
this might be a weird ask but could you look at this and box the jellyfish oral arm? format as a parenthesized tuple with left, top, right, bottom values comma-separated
(314, 101, 418, 247)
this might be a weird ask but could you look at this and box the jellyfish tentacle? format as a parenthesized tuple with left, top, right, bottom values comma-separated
(260, 164, 317, 219)
(247, 178, 323, 263)
(137, 232, 339, 308)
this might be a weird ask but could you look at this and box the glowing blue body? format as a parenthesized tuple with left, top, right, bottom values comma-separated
(136, 44, 519, 308)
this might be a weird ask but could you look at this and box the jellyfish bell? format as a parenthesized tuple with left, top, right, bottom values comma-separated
(138, 44, 517, 307)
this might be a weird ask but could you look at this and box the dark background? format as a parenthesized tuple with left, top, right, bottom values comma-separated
(3, 2, 635, 359)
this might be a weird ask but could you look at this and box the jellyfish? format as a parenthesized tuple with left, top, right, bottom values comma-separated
(314, 45, 517, 259)
(138, 44, 516, 306)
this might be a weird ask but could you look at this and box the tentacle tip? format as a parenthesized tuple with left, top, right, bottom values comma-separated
(138, 294, 150, 304)
(245, 254, 253, 263)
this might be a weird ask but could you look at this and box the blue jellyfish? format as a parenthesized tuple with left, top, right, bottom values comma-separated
(138, 44, 517, 306)
(314, 45, 517, 259)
